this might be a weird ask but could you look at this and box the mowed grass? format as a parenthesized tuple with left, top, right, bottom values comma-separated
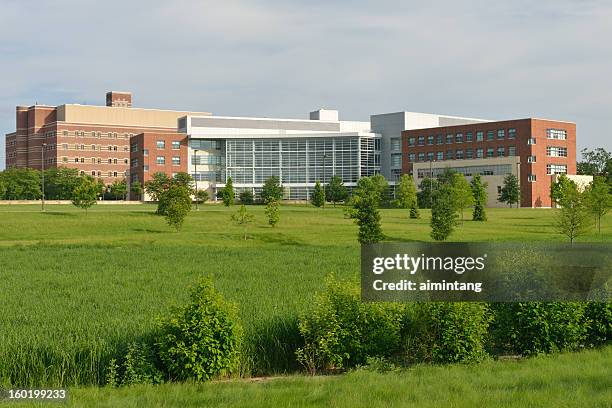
(0, 204, 610, 388)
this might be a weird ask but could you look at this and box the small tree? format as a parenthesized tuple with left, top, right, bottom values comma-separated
(471, 174, 488, 221)
(499, 174, 520, 208)
(195, 189, 209, 206)
(239, 190, 254, 205)
(311, 180, 325, 208)
(584, 177, 611, 234)
(452, 173, 474, 223)
(351, 177, 384, 244)
(326, 175, 348, 207)
(370, 174, 390, 207)
(221, 177, 235, 207)
(417, 177, 439, 209)
(261, 176, 284, 204)
(109, 179, 128, 200)
(265, 200, 280, 227)
(131, 181, 143, 201)
(144, 172, 171, 201)
(72, 177, 98, 215)
(159, 185, 192, 231)
(430, 183, 458, 241)
(555, 187, 592, 245)
(231, 205, 255, 240)
(393, 174, 418, 209)
(551, 174, 576, 208)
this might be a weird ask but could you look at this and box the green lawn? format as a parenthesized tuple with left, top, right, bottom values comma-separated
(0, 204, 610, 391)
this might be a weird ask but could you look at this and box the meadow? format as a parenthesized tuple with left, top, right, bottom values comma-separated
(0, 204, 610, 390)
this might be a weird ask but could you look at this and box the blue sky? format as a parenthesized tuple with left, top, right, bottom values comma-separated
(1, 0, 611, 168)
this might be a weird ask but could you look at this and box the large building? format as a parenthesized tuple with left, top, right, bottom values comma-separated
(402, 119, 576, 207)
(5, 91, 580, 207)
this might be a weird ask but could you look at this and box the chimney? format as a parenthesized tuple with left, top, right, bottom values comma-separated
(106, 91, 132, 107)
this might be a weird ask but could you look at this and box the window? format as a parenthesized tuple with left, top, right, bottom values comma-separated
(546, 146, 567, 157)
(425, 136, 433, 146)
(466, 149, 473, 159)
(391, 138, 401, 151)
(508, 146, 516, 156)
(418, 152, 425, 162)
(466, 132, 473, 142)
(547, 164, 567, 175)
(446, 149, 453, 160)
(455, 133, 464, 143)
(547, 129, 567, 140)
(156, 156, 165, 165)
(156, 140, 165, 149)
(486, 148, 494, 158)
(528, 174, 537, 182)
(476, 131, 484, 142)
(62, 144, 68, 150)
(80, 157, 84, 163)
(497, 147, 505, 157)
(456, 149, 464, 159)
(418, 136, 425, 146)
(486, 130, 494, 141)
(497, 129, 505, 139)
(408, 137, 415, 147)
(91, 158, 96, 164)
(113, 171, 117, 177)
(391, 154, 402, 167)
(74, 157, 79, 163)
(437, 151, 444, 160)
(508, 128, 516, 139)
(172, 156, 181, 166)
(113, 146, 117, 151)
(437, 134, 444, 145)
(144, 165, 149, 172)
(527, 138, 536, 145)
(91, 171, 96, 176)
(408, 153, 416, 162)
(527, 155, 536, 163)
(124, 159, 129, 164)
(427, 152, 434, 161)
(446, 134, 453, 144)
(108, 158, 112, 164)
(143, 149, 149, 156)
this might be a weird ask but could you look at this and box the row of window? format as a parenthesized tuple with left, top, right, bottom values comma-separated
(62, 157, 129, 165)
(416, 164, 513, 179)
(155, 140, 181, 150)
(408, 128, 517, 147)
(546, 146, 568, 157)
(155, 156, 181, 165)
(85, 170, 126, 178)
(62, 144, 128, 152)
(408, 146, 518, 162)
(56, 130, 133, 139)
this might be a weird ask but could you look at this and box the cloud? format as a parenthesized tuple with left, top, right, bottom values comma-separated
(1, 0, 611, 165)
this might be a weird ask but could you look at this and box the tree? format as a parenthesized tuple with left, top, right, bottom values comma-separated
(239, 190, 254, 204)
(72, 177, 98, 215)
(261, 176, 284, 204)
(417, 177, 439, 209)
(326, 176, 348, 207)
(311, 180, 325, 208)
(195, 189, 209, 205)
(350, 177, 384, 244)
(221, 177, 235, 207)
(231, 205, 255, 240)
(430, 183, 458, 241)
(550, 174, 576, 207)
(393, 175, 417, 208)
(265, 200, 280, 227)
(109, 179, 128, 200)
(44, 167, 80, 200)
(144, 172, 170, 201)
(499, 174, 520, 208)
(172, 172, 195, 192)
(577, 148, 611, 176)
(470, 174, 488, 221)
(159, 185, 192, 231)
(0, 167, 41, 200)
(555, 187, 592, 245)
(370, 174, 390, 207)
(131, 181, 143, 201)
(452, 173, 474, 223)
(584, 177, 612, 233)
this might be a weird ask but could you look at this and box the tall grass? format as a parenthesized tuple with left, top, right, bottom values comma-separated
(0, 205, 610, 386)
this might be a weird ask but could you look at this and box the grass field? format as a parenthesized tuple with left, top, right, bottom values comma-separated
(0, 204, 610, 390)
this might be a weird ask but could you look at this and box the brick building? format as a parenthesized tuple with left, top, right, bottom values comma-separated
(4, 91, 210, 186)
(402, 118, 576, 207)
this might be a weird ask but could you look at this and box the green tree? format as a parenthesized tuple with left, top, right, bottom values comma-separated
(551, 174, 576, 207)
(261, 176, 284, 204)
(109, 179, 128, 200)
(311, 180, 325, 208)
(370, 174, 390, 207)
(239, 190, 254, 204)
(584, 177, 612, 233)
(577, 148, 611, 176)
(393, 174, 417, 209)
(159, 185, 192, 231)
(231, 205, 255, 240)
(265, 200, 280, 227)
(470, 174, 488, 221)
(555, 186, 592, 245)
(499, 174, 520, 207)
(0, 167, 41, 200)
(417, 177, 439, 209)
(71, 176, 98, 215)
(195, 189, 209, 205)
(430, 183, 458, 241)
(326, 175, 348, 207)
(44, 167, 80, 200)
(350, 177, 384, 244)
(221, 177, 235, 207)
(144, 172, 171, 201)
(452, 173, 474, 223)
(131, 181, 143, 201)
(172, 172, 195, 192)
(0, 178, 6, 199)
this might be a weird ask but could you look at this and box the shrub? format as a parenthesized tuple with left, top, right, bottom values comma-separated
(265, 200, 280, 227)
(296, 276, 404, 374)
(404, 302, 490, 364)
(158, 185, 192, 231)
(106, 342, 164, 386)
(239, 190, 254, 205)
(583, 302, 612, 346)
(489, 302, 588, 355)
(156, 278, 242, 381)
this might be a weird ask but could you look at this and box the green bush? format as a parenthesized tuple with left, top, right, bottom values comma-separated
(239, 190, 254, 205)
(404, 302, 490, 364)
(584, 302, 612, 346)
(296, 276, 404, 374)
(156, 278, 242, 381)
(106, 342, 164, 386)
(489, 302, 588, 355)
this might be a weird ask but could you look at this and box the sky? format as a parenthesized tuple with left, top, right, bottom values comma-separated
(1, 0, 611, 168)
